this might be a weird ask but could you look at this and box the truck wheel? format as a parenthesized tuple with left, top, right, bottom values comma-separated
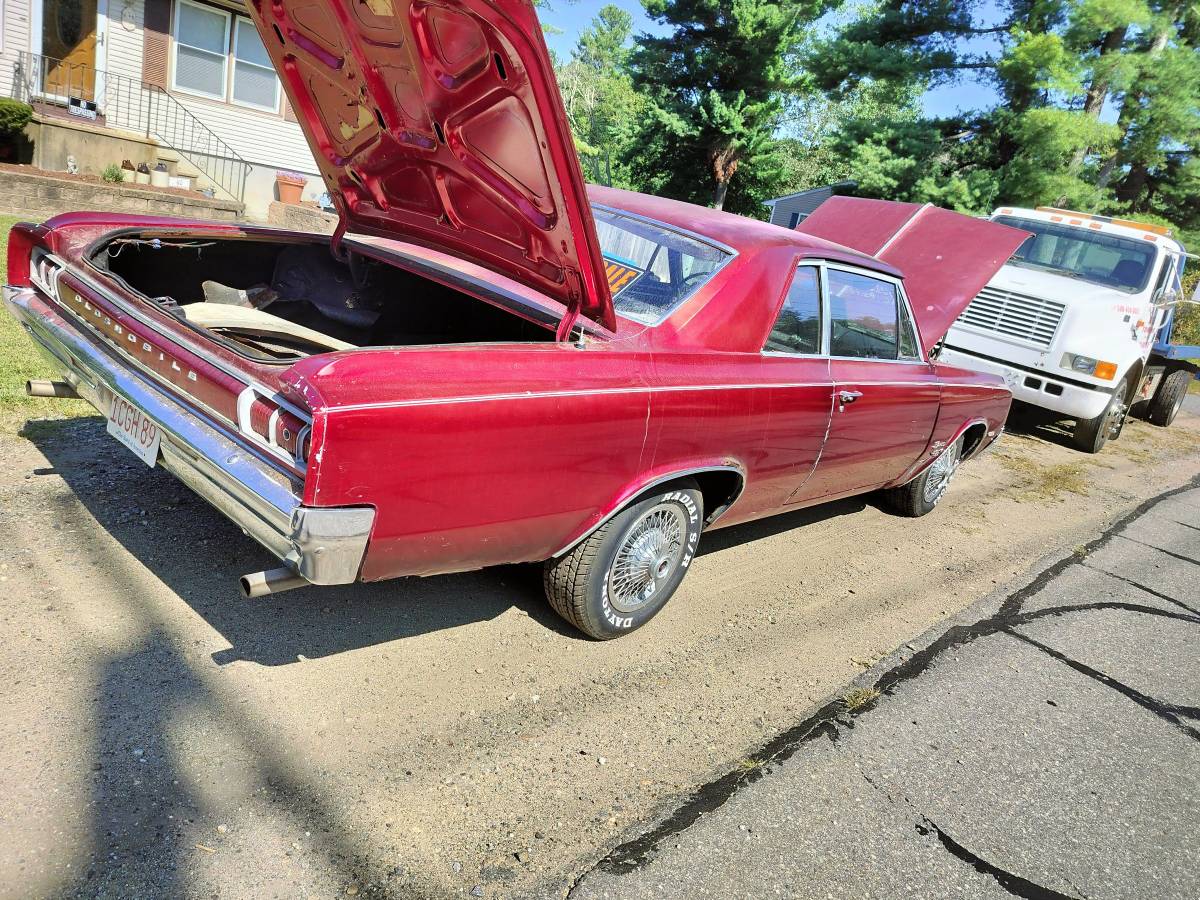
(1072, 377, 1128, 453)
(1147, 370, 1190, 427)
(543, 485, 703, 640)
(882, 437, 961, 517)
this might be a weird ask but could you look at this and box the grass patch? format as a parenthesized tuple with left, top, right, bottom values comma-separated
(0, 214, 92, 433)
(996, 453, 1091, 501)
(843, 687, 880, 712)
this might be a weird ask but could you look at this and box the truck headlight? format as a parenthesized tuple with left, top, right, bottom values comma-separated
(1062, 354, 1117, 380)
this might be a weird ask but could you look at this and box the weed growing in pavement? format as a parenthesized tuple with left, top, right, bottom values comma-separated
(843, 687, 880, 712)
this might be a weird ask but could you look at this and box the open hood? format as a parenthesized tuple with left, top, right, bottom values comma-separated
(245, 0, 614, 333)
(795, 198, 1030, 353)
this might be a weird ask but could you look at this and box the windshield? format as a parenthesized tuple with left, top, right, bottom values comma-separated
(994, 216, 1158, 293)
(592, 206, 732, 323)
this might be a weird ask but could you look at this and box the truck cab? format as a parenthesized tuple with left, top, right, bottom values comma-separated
(939, 206, 1188, 452)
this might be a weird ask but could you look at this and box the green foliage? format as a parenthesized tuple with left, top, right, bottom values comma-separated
(0, 98, 32, 137)
(540, 0, 1197, 239)
(100, 163, 125, 184)
(625, 0, 822, 209)
(555, 5, 645, 188)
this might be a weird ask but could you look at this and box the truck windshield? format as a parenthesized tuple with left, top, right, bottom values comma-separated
(592, 206, 732, 323)
(995, 215, 1157, 294)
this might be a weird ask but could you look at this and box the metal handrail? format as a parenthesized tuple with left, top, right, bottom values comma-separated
(9, 52, 250, 203)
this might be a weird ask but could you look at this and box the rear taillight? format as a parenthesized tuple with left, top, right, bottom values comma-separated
(235, 385, 313, 469)
(6, 223, 42, 286)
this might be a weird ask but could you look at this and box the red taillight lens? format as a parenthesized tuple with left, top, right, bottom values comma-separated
(6, 223, 40, 287)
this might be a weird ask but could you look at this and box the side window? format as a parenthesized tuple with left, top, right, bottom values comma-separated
(828, 269, 901, 359)
(765, 266, 821, 355)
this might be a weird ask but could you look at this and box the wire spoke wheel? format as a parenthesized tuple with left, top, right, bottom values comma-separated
(922, 441, 960, 506)
(607, 502, 687, 614)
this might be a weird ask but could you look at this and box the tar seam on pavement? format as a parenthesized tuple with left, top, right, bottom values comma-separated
(574, 472, 1200, 897)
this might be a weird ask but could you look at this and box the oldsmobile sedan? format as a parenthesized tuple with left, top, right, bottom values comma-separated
(2, 0, 1024, 638)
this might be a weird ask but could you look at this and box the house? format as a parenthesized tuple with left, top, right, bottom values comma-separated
(0, 0, 325, 220)
(763, 183, 856, 229)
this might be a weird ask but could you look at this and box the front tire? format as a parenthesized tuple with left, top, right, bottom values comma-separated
(1147, 370, 1190, 427)
(543, 485, 703, 640)
(1072, 376, 1128, 453)
(882, 437, 961, 517)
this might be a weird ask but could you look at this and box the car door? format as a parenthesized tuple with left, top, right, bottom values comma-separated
(791, 264, 940, 501)
(748, 264, 835, 511)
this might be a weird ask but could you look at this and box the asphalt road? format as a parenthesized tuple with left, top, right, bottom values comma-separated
(571, 478, 1200, 900)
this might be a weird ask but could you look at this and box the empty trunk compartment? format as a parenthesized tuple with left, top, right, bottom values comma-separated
(92, 232, 557, 362)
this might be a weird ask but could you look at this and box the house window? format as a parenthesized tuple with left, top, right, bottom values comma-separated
(172, 0, 280, 113)
(787, 211, 800, 229)
(232, 18, 279, 111)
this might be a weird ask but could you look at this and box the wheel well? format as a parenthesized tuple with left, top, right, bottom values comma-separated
(1123, 361, 1144, 402)
(960, 423, 988, 458)
(647, 469, 744, 527)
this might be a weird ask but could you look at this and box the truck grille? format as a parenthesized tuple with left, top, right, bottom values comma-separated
(956, 287, 1066, 348)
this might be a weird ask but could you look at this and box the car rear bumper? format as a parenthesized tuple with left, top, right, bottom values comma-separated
(3, 284, 373, 585)
(940, 345, 1112, 420)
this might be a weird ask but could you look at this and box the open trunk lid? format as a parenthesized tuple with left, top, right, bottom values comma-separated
(244, 0, 614, 334)
(795, 197, 1030, 353)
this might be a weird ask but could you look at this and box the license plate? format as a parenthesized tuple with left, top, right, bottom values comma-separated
(105, 390, 161, 467)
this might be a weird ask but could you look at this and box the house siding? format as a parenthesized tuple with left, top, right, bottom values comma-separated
(107, 0, 317, 174)
(766, 188, 836, 228)
(0, 0, 33, 99)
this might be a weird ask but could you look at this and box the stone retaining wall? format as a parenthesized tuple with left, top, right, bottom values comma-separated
(0, 168, 242, 223)
(266, 200, 338, 234)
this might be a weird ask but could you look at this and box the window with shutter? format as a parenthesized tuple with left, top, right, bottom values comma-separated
(142, 0, 173, 88)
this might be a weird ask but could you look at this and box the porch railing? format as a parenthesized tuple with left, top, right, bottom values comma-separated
(9, 52, 250, 203)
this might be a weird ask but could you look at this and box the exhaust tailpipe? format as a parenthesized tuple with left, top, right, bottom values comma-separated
(240, 566, 310, 598)
(26, 379, 79, 398)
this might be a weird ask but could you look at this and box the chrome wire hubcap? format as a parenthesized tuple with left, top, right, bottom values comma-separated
(608, 503, 686, 613)
(923, 442, 960, 505)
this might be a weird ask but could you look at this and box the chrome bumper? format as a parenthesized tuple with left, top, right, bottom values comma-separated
(3, 284, 373, 585)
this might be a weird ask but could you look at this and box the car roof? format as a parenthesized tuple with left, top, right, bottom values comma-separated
(586, 185, 902, 279)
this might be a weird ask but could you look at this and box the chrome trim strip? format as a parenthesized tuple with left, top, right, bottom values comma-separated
(550, 464, 746, 558)
(327, 380, 985, 414)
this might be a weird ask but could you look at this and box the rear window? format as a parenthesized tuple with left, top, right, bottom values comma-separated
(592, 206, 732, 324)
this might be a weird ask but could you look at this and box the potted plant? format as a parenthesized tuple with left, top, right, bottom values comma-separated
(276, 170, 307, 204)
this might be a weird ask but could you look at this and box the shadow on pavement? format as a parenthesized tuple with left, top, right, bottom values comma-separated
(24, 417, 867, 666)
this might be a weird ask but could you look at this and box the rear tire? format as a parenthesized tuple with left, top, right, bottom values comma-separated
(1072, 376, 1128, 454)
(543, 485, 703, 640)
(882, 438, 961, 518)
(1147, 370, 1190, 427)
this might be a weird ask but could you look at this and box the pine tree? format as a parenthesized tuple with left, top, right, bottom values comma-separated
(627, 0, 822, 210)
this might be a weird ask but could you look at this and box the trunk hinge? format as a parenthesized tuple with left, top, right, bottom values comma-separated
(330, 194, 350, 264)
(555, 268, 585, 342)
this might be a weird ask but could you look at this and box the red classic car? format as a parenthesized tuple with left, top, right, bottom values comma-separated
(2, 0, 1025, 639)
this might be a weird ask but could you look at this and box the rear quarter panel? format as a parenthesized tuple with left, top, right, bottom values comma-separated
(290, 343, 775, 579)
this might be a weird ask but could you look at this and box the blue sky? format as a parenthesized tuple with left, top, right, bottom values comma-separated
(539, 0, 1003, 117)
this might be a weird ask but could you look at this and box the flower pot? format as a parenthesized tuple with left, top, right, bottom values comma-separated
(276, 173, 306, 204)
(150, 162, 169, 188)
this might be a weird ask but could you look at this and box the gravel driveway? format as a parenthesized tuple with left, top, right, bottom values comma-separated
(1, 407, 1198, 898)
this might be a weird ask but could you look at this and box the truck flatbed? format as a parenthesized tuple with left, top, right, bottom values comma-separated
(1151, 342, 1200, 361)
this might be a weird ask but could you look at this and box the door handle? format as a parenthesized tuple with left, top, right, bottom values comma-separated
(838, 390, 863, 405)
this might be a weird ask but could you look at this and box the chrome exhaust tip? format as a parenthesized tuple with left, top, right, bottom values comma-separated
(26, 379, 79, 398)
(240, 566, 310, 598)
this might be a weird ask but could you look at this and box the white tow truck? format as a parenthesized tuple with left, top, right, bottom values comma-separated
(939, 206, 1197, 452)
